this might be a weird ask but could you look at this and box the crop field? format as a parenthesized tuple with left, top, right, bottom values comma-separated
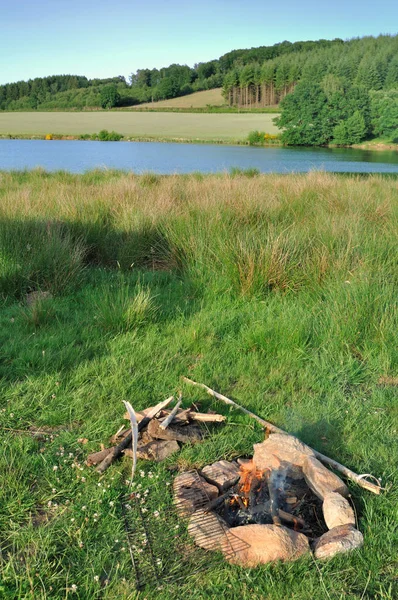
(0, 111, 279, 141)
(0, 170, 397, 599)
(134, 88, 226, 108)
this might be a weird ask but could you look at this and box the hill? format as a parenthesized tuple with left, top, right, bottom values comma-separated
(132, 88, 225, 109)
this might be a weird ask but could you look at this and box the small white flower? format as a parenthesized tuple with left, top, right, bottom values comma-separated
(52, 466, 58, 471)
(71, 584, 77, 592)
(109, 501, 114, 507)
(97, 482, 102, 487)
(81, 477, 86, 482)
(70, 518, 75, 522)
(94, 575, 99, 582)
(148, 472, 153, 479)
(135, 493, 141, 499)
(93, 513, 98, 518)
(52, 488, 56, 494)
(154, 510, 159, 518)
(82, 506, 87, 511)
(47, 501, 52, 508)
(115, 539, 119, 543)
(139, 470, 145, 477)
(69, 453, 74, 458)
(165, 482, 170, 487)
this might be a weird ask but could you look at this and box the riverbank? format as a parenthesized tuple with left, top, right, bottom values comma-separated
(1, 171, 397, 599)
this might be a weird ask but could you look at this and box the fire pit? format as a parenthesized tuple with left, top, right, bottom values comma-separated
(174, 433, 363, 566)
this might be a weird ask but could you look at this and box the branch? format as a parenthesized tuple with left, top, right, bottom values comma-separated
(182, 377, 382, 495)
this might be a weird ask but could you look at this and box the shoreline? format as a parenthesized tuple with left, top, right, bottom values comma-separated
(1, 133, 397, 151)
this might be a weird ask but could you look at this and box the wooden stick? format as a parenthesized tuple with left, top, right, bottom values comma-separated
(96, 396, 174, 474)
(160, 397, 182, 430)
(182, 377, 382, 495)
(123, 401, 139, 483)
(189, 412, 226, 423)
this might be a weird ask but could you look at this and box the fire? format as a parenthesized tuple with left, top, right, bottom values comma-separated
(237, 460, 269, 500)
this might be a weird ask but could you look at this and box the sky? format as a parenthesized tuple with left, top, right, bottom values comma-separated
(1, 0, 397, 85)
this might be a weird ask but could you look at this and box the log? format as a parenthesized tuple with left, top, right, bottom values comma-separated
(182, 378, 383, 495)
(96, 396, 174, 474)
(160, 398, 182, 430)
(87, 447, 113, 466)
(147, 418, 203, 443)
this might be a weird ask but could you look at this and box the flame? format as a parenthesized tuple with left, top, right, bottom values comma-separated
(237, 460, 270, 498)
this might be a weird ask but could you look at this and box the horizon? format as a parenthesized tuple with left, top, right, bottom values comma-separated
(1, 0, 398, 86)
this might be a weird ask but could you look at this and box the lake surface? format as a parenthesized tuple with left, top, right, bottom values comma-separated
(1, 139, 398, 174)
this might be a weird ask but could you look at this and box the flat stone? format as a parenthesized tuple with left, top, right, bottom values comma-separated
(201, 460, 240, 492)
(221, 524, 310, 566)
(313, 525, 363, 559)
(173, 472, 219, 516)
(323, 492, 355, 529)
(303, 456, 349, 500)
(253, 433, 315, 472)
(188, 509, 229, 551)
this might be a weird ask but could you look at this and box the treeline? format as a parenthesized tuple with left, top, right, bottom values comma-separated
(0, 75, 129, 111)
(223, 35, 398, 108)
(0, 37, 356, 110)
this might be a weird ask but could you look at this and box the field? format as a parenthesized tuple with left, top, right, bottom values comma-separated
(0, 170, 397, 599)
(134, 88, 226, 109)
(0, 112, 279, 141)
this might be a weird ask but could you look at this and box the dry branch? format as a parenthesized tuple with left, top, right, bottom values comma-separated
(182, 377, 382, 495)
(160, 397, 182, 430)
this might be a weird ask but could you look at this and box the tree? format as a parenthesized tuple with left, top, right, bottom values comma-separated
(100, 85, 120, 109)
(332, 111, 367, 144)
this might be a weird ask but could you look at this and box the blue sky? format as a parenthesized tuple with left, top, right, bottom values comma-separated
(1, 0, 397, 84)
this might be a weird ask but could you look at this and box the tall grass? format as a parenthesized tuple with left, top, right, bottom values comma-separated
(0, 170, 397, 301)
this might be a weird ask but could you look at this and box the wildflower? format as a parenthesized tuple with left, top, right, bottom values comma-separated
(154, 510, 160, 518)
(52, 488, 56, 494)
(69, 453, 74, 458)
(93, 513, 98, 519)
(71, 584, 77, 593)
(47, 501, 52, 508)
(94, 575, 99, 582)
(165, 482, 170, 487)
(81, 477, 86, 482)
(82, 506, 87, 511)
(79, 542, 83, 548)
(51, 394, 56, 399)
(70, 518, 75, 522)
(139, 470, 145, 477)
(109, 501, 114, 507)
(148, 472, 153, 479)
(52, 466, 58, 471)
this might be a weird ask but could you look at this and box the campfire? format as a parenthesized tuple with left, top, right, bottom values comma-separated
(174, 433, 364, 566)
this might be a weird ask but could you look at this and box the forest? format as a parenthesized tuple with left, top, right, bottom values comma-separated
(0, 34, 397, 146)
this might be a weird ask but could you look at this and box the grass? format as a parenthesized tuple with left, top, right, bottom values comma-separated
(0, 112, 280, 141)
(134, 88, 226, 109)
(0, 170, 397, 599)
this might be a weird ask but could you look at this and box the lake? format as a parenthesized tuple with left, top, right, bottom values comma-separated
(1, 139, 398, 174)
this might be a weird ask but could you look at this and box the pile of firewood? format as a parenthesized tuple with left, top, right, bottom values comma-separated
(86, 395, 225, 474)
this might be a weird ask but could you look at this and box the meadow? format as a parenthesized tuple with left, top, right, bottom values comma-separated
(0, 170, 397, 599)
(0, 112, 279, 141)
(134, 88, 226, 109)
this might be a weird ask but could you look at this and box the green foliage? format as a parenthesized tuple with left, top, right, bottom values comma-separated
(333, 111, 367, 145)
(100, 84, 121, 109)
(96, 130, 123, 141)
(371, 90, 398, 138)
(247, 130, 280, 145)
(276, 81, 371, 146)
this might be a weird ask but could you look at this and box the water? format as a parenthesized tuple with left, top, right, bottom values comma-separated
(1, 139, 398, 174)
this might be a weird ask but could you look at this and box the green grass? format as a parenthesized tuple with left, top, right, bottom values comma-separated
(134, 88, 226, 109)
(0, 170, 397, 599)
(0, 112, 280, 141)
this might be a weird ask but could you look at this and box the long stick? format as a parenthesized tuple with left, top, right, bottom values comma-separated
(96, 396, 174, 474)
(182, 377, 382, 495)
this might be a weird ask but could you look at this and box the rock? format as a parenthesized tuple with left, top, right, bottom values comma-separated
(303, 456, 349, 500)
(221, 524, 310, 566)
(173, 471, 219, 516)
(188, 509, 229, 551)
(26, 290, 52, 307)
(253, 433, 315, 472)
(147, 418, 203, 443)
(322, 492, 355, 529)
(313, 525, 363, 559)
(201, 460, 240, 492)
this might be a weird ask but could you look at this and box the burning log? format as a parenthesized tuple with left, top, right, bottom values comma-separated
(182, 377, 383, 495)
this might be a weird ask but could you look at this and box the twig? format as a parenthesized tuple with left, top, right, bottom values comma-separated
(96, 396, 174, 474)
(123, 401, 139, 483)
(182, 377, 383, 495)
(160, 396, 182, 430)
